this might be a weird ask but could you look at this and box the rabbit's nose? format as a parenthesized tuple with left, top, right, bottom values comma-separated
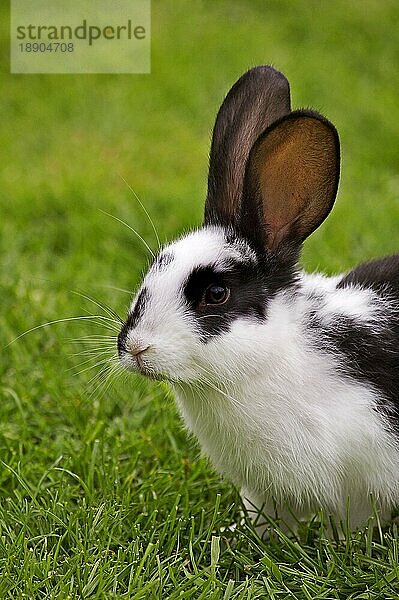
(128, 342, 151, 370)
(129, 343, 150, 358)
(124, 336, 151, 358)
(117, 327, 150, 359)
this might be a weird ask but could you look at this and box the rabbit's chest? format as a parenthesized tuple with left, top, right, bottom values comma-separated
(174, 381, 327, 497)
(173, 373, 399, 506)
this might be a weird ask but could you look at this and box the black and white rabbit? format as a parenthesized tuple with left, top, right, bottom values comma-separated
(117, 66, 399, 533)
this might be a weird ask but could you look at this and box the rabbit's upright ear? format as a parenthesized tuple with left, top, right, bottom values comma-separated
(240, 110, 340, 251)
(204, 66, 291, 227)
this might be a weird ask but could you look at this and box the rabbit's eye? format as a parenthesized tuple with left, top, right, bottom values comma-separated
(204, 284, 230, 305)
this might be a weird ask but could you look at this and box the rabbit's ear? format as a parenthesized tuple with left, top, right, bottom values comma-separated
(204, 66, 291, 227)
(240, 110, 340, 251)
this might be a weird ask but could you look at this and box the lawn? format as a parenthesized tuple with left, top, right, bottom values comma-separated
(1, 0, 399, 597)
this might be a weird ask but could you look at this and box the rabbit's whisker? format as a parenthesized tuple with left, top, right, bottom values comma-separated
(79, 311, 120, 327)
(197, 314, 231, 320)
(71, 290, 123, 324)
(68, 335, 117, 343)
(91, 284, 132, 295)
(121, 176, 161, 250)
(85, 359, 115, 393)
(194, 364, 257, 426)
(71, 356, 114, 376)
(5, 316, 119, 348)
(86, 357, 124, 399)
(69, 347, 115, 364)
(99, 209, 155, 258)
(195, 362, 236, 387)
(70, 346, 116, 358)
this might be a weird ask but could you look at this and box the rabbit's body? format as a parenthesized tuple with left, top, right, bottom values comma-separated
(174, 245, 399, 530)
(117, 66, 399, 531)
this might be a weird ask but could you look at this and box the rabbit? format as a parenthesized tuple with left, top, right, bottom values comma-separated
(117, 65, 399, 534)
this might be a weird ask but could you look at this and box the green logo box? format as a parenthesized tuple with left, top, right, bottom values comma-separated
(10, 0, 151, 73)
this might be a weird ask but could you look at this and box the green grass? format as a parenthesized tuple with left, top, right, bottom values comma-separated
(1, 0, 399, 597)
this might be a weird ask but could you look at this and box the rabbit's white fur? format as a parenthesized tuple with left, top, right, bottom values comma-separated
(122, 227, 399, 531)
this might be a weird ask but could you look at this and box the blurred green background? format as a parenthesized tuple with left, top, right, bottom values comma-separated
(1, 0, 399, 596)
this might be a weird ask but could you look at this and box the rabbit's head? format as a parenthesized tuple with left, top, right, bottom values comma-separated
(117, 66, 340, 383)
